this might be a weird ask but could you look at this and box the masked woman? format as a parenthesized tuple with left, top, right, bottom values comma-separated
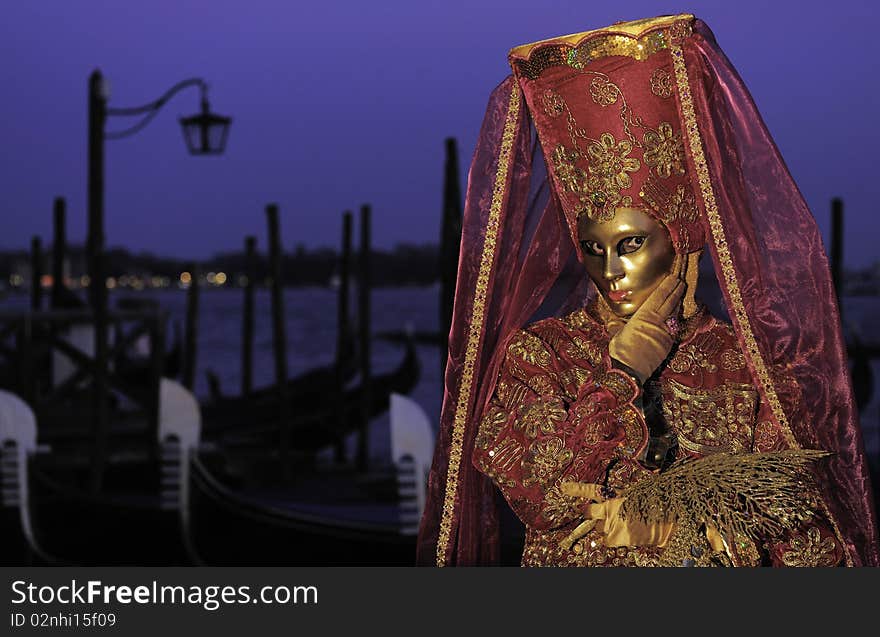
(417, 14, 879, 566)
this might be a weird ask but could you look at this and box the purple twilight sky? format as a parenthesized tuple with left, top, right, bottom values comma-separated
(2, 0, 879, 267)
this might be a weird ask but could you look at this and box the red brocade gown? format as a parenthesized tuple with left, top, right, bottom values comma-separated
(472, 301, 846, 567)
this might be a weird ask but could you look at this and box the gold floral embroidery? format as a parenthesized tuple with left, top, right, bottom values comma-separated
(595, 369, 639, 404)
(570, 402, 610, 446)
(526, 374, 557, 397)
(587, 132, 640, 193)
(650, 68, 673, 98)
(541, 477, 580, 525)
(561, 307, 597, 331)
(643, 122, 685, 178)
(475, 404, 509, 450)
(781, 527, 839, 567)
(480, 438, 521, 489)
(551, 144, 587, 195)
(668, 18, 693, 43)
(614, 404, 647, 456)
(522, 525, 659, 567)
(721, 349, 747, 371)
(496, 378, 530, 412)
(662, 378, 758, 454)
(508, 331, 553, 368)
(605, 459, 653, 492)
(564, 335, 604, 367)
(516, 395, 567, 439)
(589, 76, 620, 106)
(669, 331, 721, 376)
(523, 437, 574, 487)
(666, 183, 698, 222)
(542, 89, 564, 117)
(556, 366, 593, 401)
(753, 420, 785, 452)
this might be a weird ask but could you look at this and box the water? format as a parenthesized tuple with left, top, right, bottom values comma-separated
(1, 286, 444, 466)
(2, 287, 878, 467)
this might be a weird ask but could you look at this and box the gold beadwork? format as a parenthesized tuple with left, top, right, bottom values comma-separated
(661, 378, 758, 455)
(435, 84, 521, 567)
(513, 31, 671, 80)
(650, 68, 673, 99)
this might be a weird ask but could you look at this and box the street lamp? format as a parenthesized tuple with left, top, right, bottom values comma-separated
(84, 68, 231, 491)
(87, 69, 232, 309)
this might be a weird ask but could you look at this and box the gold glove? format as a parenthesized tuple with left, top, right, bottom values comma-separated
(558, 482, 675, 550)
(608, 254, 686, 383)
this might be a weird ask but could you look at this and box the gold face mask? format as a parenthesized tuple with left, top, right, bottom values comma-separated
(577, 207, 676, 318)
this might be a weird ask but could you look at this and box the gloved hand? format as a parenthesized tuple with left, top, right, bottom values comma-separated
(558, 482, 675, 550)
(608, 254, 686, 383)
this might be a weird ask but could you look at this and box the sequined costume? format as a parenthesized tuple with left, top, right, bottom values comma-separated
(474, 301, 845, 566)
(417, 14, 879, 567)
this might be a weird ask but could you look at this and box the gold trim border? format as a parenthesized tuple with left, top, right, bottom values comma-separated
(671, 43, 854, 566)
(435, 84, 522, 566)
(509, 14, 691, 60)
(669, 44, 796, 448)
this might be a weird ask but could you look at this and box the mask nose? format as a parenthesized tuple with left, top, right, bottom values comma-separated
(603, 250, 625, 282)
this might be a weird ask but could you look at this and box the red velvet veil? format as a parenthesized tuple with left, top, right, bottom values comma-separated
(416, 15, 880, 566)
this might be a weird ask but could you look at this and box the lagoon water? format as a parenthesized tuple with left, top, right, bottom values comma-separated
(2, 286, 878, 469)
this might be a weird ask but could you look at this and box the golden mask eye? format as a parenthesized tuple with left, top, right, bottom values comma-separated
(580, 240, 603, 257)
(619, 236, 646, 255)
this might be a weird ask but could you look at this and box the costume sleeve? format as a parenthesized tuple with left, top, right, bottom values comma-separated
(472, 326, 642, 531)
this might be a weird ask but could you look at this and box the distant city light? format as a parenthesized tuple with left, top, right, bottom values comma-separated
(206, 271, 216, 284)
(215, 272, 227, 285)
(80, 275, 91, 288)
(9, 274, 24, 287)
(180, 271, 192, 285)
(106, 277, 117, 289)
(40, 274, 53, 288)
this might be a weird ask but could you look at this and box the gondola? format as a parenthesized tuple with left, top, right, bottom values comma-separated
(201, 336, 420, 452)
(203, 329, 357, 404)
(182, 443, 526, 566)
(21, 445, 191, 566)
(1, 378, 199, 566)
(183, 451, 416, 565)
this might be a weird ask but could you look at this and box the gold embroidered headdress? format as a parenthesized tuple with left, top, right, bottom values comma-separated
(509, 15, 706, 255)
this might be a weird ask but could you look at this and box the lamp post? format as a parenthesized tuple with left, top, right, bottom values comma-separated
(85, 68, 231, 491)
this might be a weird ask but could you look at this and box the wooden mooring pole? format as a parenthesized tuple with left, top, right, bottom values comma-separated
(182, 263, 200, 391)
(440, 137, 463, 384)
(51, 197, 66, 309)
(30, 237, 43, 311)
(266, 204, 291, 473)
(356, 204, 372, 472)
(241, 236, 256, 398)
(49, 197, 67, 388)
(90, 251, 109, 493)
(87, 70, 109, 494)
(334, 211, 353, 463)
